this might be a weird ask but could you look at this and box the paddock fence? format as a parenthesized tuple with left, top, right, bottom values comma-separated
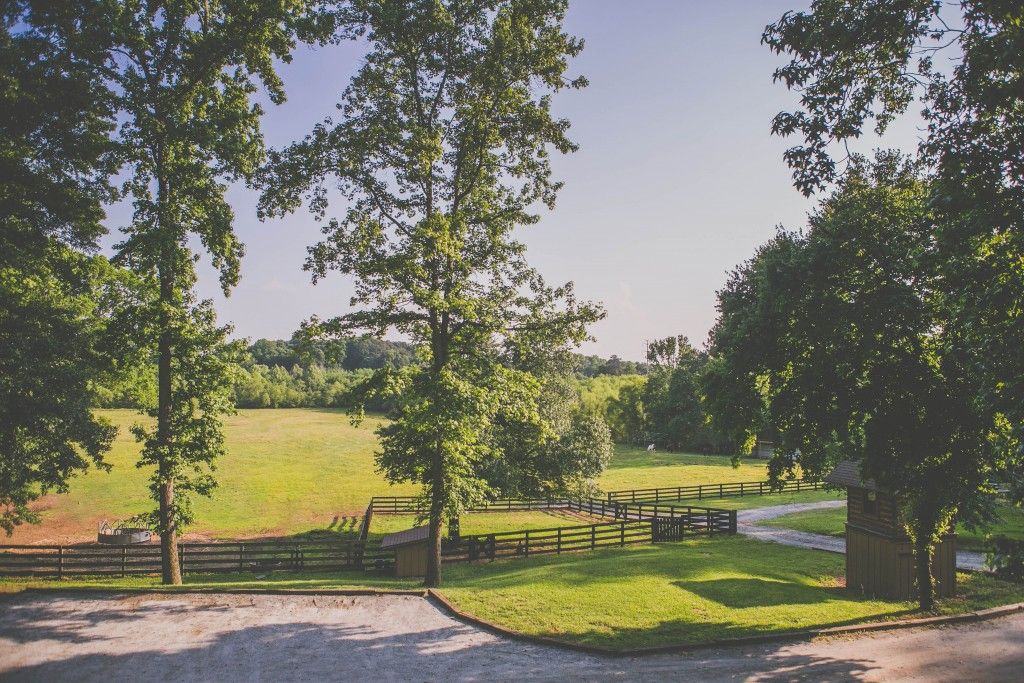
(0, 539, 394, 578)
(441, 506, 736, 564)
(604, 478, 824, 504)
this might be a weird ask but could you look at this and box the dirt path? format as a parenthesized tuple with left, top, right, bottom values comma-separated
(0, 592, 1020, 682)
(738, 501, 988, 571)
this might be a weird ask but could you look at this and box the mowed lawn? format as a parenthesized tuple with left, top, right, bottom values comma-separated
(760, 504, 1024, 551)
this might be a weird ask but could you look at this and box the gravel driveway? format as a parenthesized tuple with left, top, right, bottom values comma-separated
(1, 592, 1022, 682)
(738, 501, 988, 571)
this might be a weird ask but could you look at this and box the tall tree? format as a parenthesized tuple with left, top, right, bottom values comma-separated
(104, 0, 333, 584)
(706, 155, 998, 609)
(260, 0, 600, 586)
(0, 1, 131, 534)
(763, 0, 1024, 497)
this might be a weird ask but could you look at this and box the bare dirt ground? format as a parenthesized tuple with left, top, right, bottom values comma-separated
(1, 592, 1022, 682)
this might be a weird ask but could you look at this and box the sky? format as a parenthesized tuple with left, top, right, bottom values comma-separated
(102, 0, 924, 361)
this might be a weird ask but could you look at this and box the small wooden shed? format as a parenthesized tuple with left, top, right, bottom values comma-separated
(825, 460, 955, 600)
(380, 526, 430, 578)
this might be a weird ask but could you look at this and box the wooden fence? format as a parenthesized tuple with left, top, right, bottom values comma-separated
(1, 494, 739, 578)
(368, 496, 568, 514)
(442, 505, 736, 563)
(604, 478, 823, 504)
(0, 539, 393, 578)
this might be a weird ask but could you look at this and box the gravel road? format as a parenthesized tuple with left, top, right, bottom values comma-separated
(738, 501, 988, 571)
(1, 592, 1021, 682)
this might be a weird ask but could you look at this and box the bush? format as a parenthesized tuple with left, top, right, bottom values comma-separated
(987, 536, 1024, 582)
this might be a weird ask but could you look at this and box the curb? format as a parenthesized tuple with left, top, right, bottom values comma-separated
(427, 590, 1024, 657)
(7, 586, 428, 598)
(7, 586, 1022, 657)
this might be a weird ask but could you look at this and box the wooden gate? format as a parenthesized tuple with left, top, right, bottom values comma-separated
(651, 518, 684, 542)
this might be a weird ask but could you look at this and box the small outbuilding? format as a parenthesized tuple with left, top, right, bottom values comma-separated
(380, 526, 430, 578)
(825, 460, 955, 600)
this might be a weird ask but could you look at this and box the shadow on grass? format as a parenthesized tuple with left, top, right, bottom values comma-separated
(680, 577, 826, 608)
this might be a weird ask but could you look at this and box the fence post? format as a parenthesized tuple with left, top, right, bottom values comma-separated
(729, 510, 738, 534)
(524, 530, 530, 558)
(121, 546, 127, 578)
(57, 546, 63, 580)
(620, 521, 625, 546)
(591, 525, 596, 549)
(719, 483, 724, 497)
(557, 528, 562, 554)
(179, 544, 185, 576)
(740, 482, 745, 497)
(239, 543, 245, 572)
(797, 479, 802, 492)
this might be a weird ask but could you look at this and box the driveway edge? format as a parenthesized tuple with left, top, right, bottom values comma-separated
(426, 589, 1024, 657)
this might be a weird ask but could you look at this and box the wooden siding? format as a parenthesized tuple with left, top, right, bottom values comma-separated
(394, 542, 428, 577)
(847, 487, 902, 535)
(846, 524, 956, 600)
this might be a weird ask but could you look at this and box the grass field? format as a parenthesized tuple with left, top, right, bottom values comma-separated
(369, 510, 606, 539)
(8, 409, 773, 545)
(3, 535, 1022, 650)
(596, 445, 767, 491)
(10, 409, 418, 544)
(760, 504, 1024, 551)
(668, 489, 844, 510)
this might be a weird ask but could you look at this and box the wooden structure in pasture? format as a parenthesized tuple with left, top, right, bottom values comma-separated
(381, 526, 430, 577)
(825, 460, 955, 600)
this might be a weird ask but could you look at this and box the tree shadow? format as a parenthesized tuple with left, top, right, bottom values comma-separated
(679, 577, 826, 608)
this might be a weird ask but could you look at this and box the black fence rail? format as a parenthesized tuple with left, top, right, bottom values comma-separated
(605, 478, 823, 504)
(442, 505, 737, 564)
(0, 539, 394, 578)
(369, 496, 570, 514)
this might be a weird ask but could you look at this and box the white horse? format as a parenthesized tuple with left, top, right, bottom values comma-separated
(646, 443, 656, 452)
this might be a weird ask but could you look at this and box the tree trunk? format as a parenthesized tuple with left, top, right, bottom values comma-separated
(424, 445, 444, 587)
(157, 241, 181, 585)
(913, 522, 935, 611)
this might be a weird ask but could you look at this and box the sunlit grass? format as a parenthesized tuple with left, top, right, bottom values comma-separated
(760, 503, 1024, 551)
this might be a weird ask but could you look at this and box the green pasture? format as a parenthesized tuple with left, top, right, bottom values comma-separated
(10, 409, 774, 544)
(3, 536, 1022, 650)
(369, 510, 605, 539)
(596, 444, 768, 491)
(759, 504, 1024, 551)
(10, 409, 417, 544)
(667, 489, 844, 510)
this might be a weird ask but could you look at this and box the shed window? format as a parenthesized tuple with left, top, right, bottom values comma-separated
(862, 490, 878, 516)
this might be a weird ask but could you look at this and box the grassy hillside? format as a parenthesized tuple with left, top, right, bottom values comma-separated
(9, 409, 772, 545)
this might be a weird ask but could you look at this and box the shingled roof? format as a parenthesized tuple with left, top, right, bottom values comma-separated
(380, 525, 430, 550)
(824, 459, 881, 491)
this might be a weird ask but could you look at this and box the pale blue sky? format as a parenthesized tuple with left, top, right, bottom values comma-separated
(103, 0, 923, 360)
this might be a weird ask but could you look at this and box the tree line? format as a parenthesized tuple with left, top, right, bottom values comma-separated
(3, 0, 612, 588)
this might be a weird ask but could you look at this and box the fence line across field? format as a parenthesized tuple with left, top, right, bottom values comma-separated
(603, 478, 824, 504)
(0, 495, 738, 578)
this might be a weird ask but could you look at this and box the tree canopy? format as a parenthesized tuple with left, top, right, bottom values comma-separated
(261, 0, 600, 586)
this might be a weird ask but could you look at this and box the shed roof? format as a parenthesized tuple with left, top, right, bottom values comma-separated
(380, 525, 429, 550)
(824, 459, 881, 491)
